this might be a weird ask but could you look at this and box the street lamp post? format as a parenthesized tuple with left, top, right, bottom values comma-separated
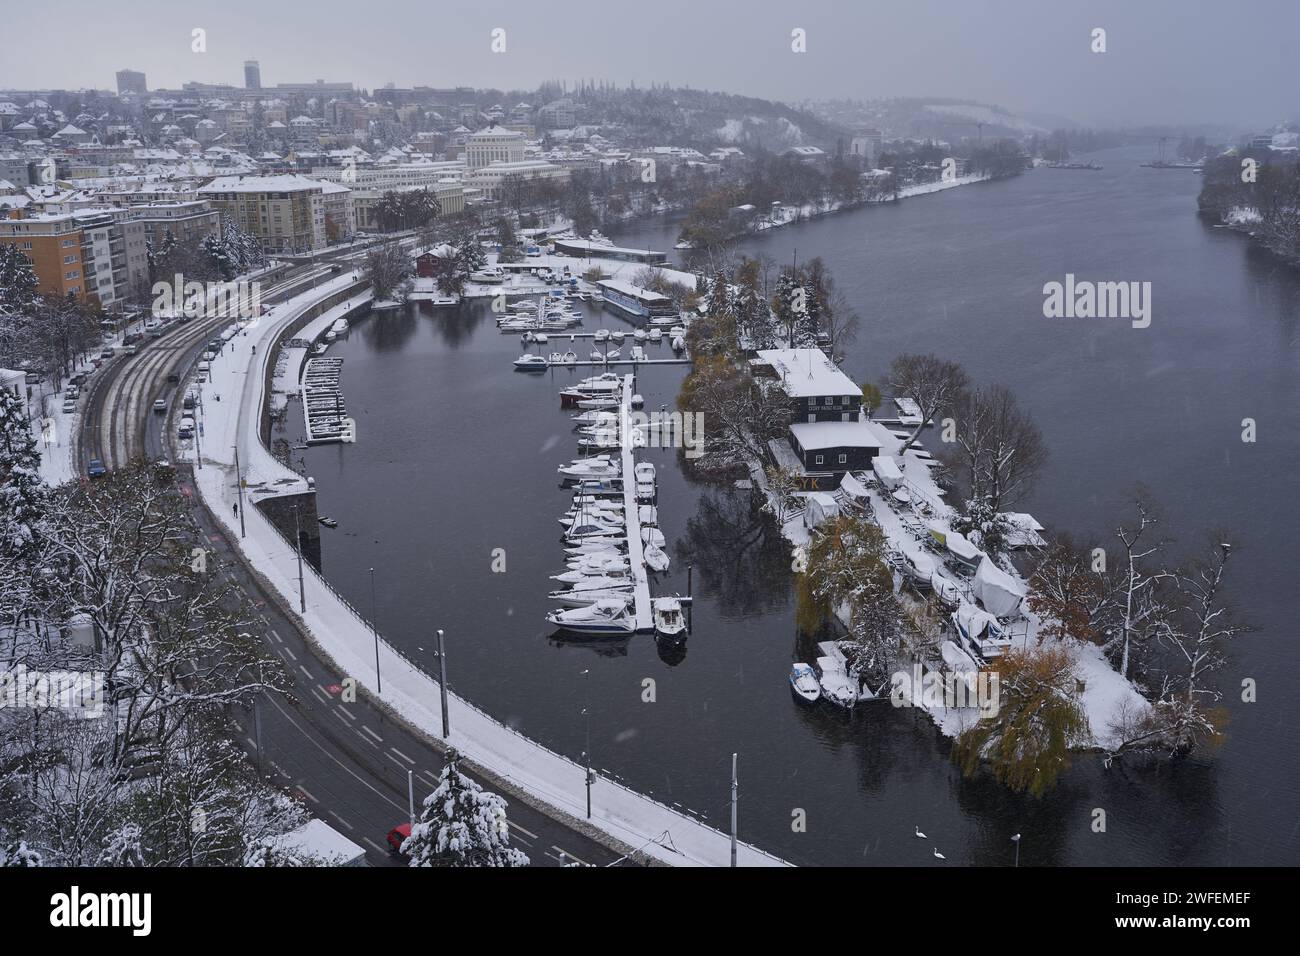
(1011, 833, 1021, 868)
(436, 628, 449, 738)
(369, 567, 381, 695)
(581, 668, 592, 819)
(293, 504, 306, 613)
(233, 443, 246, 538)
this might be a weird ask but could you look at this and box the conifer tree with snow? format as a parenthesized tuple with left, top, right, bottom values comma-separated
(0, 244, 40, 313)
(402, 749, 529, 868)
(0, 386, 48, 559)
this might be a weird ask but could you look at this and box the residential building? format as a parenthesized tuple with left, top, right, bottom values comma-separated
(197, 174, 327, 252)
(244, 60, 262, 90)
(317, 180, 355, 241)
(130, 200, 221, 247)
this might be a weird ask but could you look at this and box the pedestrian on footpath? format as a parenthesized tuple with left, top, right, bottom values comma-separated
(233, 502, 239, 518)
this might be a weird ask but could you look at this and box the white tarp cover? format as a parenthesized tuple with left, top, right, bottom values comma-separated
(973, 557, 1027, 617)
(838, 471, 871, 500)
(944, 531, 983, 561)
(954, 600, 1000, 640)
(804, 492, 840, 528)
(873, 455, 903, 489)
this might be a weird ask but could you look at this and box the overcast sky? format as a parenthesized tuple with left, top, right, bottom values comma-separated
(3, 0, 1295, 129)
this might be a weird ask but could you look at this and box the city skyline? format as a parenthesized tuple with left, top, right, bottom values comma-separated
(2, 0, 1297, 130)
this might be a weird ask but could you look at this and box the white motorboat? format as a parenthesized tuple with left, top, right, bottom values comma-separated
(638, 505, 658, 525)
(565, 517, 626, 539)
(668, 325, 687, 337)
(557, 455, 620, 480)
(671, 335, 685, 352)
(547, 598, 636, 634)
(552, 559, 630, 583)
(789, 663, 821, 703)
(633, 329, 647, 342)
(641, 527, 666, 549)
(564, 540, 626, 557)
(572, 410, 619, 426)
(577, 433, 621, 453)
(594, 329, 610, 341)
(605, 347, 621, 360)
(611, 330, 626, 343)
(547, 587, 634, 608)
(652, 597, 686, 637)
(634, 462, 657, 501)
(513, 353, 549, 372)
(648, 328, 664, 342)
(630, 393, 644, 409)
(591, 350, 606, 362)
(576, 396, 621, 410)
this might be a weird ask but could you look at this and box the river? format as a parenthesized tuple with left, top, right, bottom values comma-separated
(287, 146, 1299, 866)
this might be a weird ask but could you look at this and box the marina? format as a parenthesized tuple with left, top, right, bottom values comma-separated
(548, 371, 688, 636)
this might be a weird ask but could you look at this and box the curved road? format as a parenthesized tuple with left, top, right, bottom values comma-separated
(82, 255, 624, 867)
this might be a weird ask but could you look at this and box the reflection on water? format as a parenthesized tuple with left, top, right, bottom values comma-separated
(295, 147, 1299, 864)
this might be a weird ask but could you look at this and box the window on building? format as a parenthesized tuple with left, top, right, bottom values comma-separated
(838, 454, 847, 464)
(814, 455, 824, 465)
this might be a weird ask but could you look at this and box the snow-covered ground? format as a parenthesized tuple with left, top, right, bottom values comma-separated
(763, 414, 1147, 749)
(189, 273, 787, 867)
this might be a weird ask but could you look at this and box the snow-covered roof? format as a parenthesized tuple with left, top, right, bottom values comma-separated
(198, 173, 324, 194)
(789, 419, 882, 451)
(267, 819, 365, 865)
(757, 348, 861, 398)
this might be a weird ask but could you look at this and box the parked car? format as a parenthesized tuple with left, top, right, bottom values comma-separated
(153, 459, 175, 483)
(99, 348, 115, 360)
(182, 393, 196, 410)
(65, 385, 80, 399)
(177, 418, 194, 439)
(87, 458, 107, 479)
(61, 400, 77, 414)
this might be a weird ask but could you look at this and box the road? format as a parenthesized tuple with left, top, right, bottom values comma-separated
(81, 254, 623, 867)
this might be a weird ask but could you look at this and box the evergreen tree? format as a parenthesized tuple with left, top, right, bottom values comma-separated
(0, 244, 40, 313)
(403, 749, 529, 868)
(0, 387, 48, 558)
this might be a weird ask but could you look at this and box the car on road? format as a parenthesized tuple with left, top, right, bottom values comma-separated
(167, 372, 180, 383)
(386, 823, 412, 857)
(99, 348, 115, 360)
(87, 458, 107, 479)
(121, 344, 139, 356)
(68, 373, 87, 386)
(152, 398, 167, 414)
(145, 320, 164, 338)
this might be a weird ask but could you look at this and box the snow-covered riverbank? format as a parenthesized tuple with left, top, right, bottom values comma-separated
(187, 273, 788, 867)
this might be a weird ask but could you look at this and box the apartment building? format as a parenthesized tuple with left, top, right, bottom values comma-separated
(197, 174, 327, 253)
(130, 200, 221, 247)
(0, 208, 147, 310)
(0, 213, 90, 301)
(351, 180, 465, 231)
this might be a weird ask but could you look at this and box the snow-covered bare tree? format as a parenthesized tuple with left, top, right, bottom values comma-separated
(403, 749, 528, 868)
(888, 353, 969, 452)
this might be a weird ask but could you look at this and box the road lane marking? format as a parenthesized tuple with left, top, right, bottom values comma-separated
(361, 725, 383, 742)
(553, 846, 588, 866)
(389, 747, 415, 765)
(309, 687, 328, 705)
(328, 811, 355, 831)
(297, 785, 318, 803)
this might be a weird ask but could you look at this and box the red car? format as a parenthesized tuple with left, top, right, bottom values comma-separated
(386, 823, 411, 856)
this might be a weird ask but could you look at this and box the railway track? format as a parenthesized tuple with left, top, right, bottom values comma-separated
(79, 267, 336, 471)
